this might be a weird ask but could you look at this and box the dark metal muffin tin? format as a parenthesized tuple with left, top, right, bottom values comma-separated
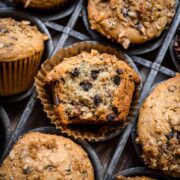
(0, 106, 11, 155)
(82, 0, 178, 56)
(0, 8, 53, 103)
(169, 25, 180, 72)
(0, 0, 180, 179)
(113, 167, 171, 180)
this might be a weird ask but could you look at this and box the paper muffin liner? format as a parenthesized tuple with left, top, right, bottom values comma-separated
(0, 51, 43, 96)
(35, 41, 142, 142)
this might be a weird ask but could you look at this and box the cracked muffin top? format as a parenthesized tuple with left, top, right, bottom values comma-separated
(116, 175, 156, 180)
(137, 74, 180, 177)
(88, 0, 176, 49)
(0, 132, 94, 180)
(45, 50, 140, 125)
(0, 18, 48, 62)
(15, 0, 65, 9)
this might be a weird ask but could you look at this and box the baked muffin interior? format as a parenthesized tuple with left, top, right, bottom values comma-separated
(45, 50, 140, 125)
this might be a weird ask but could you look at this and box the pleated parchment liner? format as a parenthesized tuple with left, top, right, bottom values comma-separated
(35, 41, 142, 142)
(0, 51, 43, 96)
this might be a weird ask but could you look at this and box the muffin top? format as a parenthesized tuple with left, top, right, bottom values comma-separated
(0, 18, 48, 62)
(15, 0, 65, 9)
(116, 175, 156, 180)
(45, 50, 140, 125)
(137, 74, 180, 177)
(88, 0, 176, 48)
(0, 132, 94, 180)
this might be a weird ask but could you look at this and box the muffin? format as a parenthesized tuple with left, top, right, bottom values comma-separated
(116, 175, 156, 180)
(137, 74, 180, 177)
(0, 132, 94, 180)
(88, 0, 176, 49)
(0, 18, 48, 96)
(15, 0, 66, 9)
(45, 49, 140, 125)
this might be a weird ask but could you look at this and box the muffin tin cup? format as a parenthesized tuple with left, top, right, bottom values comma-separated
(131, 75, 179, 177)
(28, 127, 102, 180)
(0, 8, 53, 98)
(35, 41, 142, 142)
(0, 106, 11, 156)
(113, 167, 171, 180)
(82, 0, 178, 56)
(169, 26, 180, 72)
(1, 126, 102, 180)
(4, 0, 78, 21)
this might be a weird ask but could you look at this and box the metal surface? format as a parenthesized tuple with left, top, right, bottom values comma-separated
(0, 1, 179, 179)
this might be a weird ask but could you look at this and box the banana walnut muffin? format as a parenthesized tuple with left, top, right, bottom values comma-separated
(45, 50, 140, 125)
(0, 132, 94, 180)
(0, 18, 47, 96)
(116, 175, 156, 180)
(137, 74, 180, 177)
(88, 0, 176, 48)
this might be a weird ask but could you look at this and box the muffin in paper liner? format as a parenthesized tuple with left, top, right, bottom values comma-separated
(35, 41, 142, 141)
(0, 51, 43, 96)
(0, 17, 48, 96)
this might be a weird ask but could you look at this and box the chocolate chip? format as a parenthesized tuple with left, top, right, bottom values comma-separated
(121, 8, 128, 17)
(23, 168, 32, 174)
(177, 132, 180, 140)
(112, 107, 119, 114)
(80, 82, 92, 91)
(116, 69, 123, 75)
(91, 70, 100, 80)
(45, 165, 54, 171)
(0, 28, 9, 34)
(70, 68, 80, 78)
(93, 94, 102, 106)
(113, 76, 121, 85)
(166, 129, 174, 140)
(54, 95, 62, 105)
(59, 77, 65, 84)
(107, 114, 115, 121)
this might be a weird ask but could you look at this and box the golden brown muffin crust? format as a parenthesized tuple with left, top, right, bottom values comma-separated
(88, 0, 176, 48)
(137, 74, 180, 177)
(0, 132, 94, 180)
(45, 50, 140, 125)
(0, 18, 47, 62)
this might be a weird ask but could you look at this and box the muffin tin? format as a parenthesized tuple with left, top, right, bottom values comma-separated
(82, 0, 179, 56)
(113, 167, 171, 180)
(0, 0, 180, 179)
(169, 25, 180, 71)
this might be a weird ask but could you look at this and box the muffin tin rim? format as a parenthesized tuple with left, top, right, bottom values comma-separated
(131, 75, 179, 172)
(113, 167, 172, 180)
(82, 0, 179, 56)
(0, 106, 11, 155)
(169, 26, 180, 72)
(14, 126, 103, 180)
